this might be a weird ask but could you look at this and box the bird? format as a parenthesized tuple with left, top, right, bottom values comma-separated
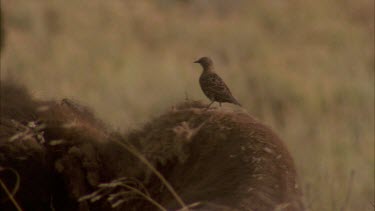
(194, 57, 241, 108)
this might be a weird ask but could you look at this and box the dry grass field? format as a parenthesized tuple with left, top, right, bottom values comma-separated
(1, 0, 374, 210)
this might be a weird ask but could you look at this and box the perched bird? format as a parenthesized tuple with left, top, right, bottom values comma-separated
(194, 57, 241, 108)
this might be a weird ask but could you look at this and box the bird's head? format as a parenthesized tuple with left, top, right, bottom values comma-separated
(194, 57, 214, 70)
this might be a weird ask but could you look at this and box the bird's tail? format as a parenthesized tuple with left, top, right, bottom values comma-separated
(232, 98, 242, 107)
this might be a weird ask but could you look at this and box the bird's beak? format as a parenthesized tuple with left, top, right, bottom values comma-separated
(193, 60, 200, 63)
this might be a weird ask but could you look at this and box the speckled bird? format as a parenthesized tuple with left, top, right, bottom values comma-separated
(194, 57, 241, 108)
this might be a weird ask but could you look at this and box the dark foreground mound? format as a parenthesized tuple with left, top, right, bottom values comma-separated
(0, 81, 304, 211)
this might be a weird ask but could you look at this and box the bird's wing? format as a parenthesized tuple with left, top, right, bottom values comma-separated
(204, 73, 235, 100)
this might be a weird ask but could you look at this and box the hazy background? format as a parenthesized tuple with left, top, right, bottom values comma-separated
(1, 0, 374, 210)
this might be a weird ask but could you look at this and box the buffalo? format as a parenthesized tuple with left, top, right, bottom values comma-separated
(0, 81, 304, 211)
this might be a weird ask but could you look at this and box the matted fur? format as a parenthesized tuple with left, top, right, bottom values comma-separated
(0, 81, 304, 211)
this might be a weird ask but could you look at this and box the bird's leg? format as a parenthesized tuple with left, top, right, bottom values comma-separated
(219, 102, 222, 107)
(205, 101, 215, 110)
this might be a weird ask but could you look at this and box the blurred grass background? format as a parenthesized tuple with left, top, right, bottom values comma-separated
(1, 0, 374, 210)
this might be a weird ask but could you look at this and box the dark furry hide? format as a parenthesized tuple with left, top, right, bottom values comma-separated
(0, 81, 304, 211)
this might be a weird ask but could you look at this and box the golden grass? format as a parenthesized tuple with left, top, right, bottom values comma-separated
(114, 140, 189, 210)
(1, 0, 374, 210)
(0, 167, 22, 211)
